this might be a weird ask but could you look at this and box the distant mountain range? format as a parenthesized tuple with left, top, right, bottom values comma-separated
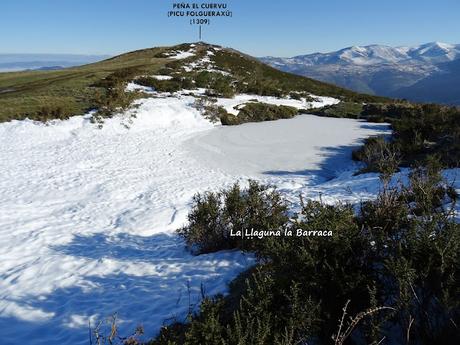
(0, 54, 110, 72)
(260, 42, 460, 105)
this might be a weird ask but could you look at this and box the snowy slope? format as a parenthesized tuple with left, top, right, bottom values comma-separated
(1, 93, 457, 344)
(0, 96, 254, 344)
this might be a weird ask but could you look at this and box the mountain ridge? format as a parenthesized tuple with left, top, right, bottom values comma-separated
(260, 42, 460, 104)
(265, 42, 460, 65)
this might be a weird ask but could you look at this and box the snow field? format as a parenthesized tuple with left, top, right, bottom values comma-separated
(0, 96, 250, 344)
(1, 92, 458, 345)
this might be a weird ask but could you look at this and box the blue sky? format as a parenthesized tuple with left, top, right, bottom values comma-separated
(1, 0, 459, 56)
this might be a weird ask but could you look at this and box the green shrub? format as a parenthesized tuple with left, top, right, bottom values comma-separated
(92, 67, 140, 89)
(291, 92, 317, 102)
(359, 103, 460, 167)
(88, 67, 144, 120)
(352, 136, 400, 177)
(357, 161, 459, 344)
(160, 166, 459, 345)
(135, 76, 190, 93)
(289, 92, 302, 100)
(192, 71, 236, 98)
(33, 105, 70, 122)
(239, 79, 284, 97)
(219, 112, 240, 125)
(193, 97, 229, 123)
(177, 181, 289, 254)
(311, 102, 364, 119)
(207, 76, 235, 98)
(236, 102, 298, 123)
(91, 85, 138, 121)
(194, 71, 214, 88)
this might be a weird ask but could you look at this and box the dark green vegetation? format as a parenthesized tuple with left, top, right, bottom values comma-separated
(309, 101, 460, 169)
(310, 101, 365, 119)
(345, 103, 460, 169)
(0, 42, 389, 123)
(221, 102, 298, 125)
(155, 163, 460, 345)
(177, 181, 288, 254)
(136, 75, 194, 93)
(352, 136, 400, 175)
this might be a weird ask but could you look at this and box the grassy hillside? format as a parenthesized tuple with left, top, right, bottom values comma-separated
(0, 42, 389, 123)
(0, 46, 169, 122)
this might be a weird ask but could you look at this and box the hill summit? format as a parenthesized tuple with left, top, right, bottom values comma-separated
(0, 42, 388, 123)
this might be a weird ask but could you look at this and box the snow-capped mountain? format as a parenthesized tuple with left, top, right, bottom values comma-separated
(283, 42, 460, 65)
(260, 42, 460, 104)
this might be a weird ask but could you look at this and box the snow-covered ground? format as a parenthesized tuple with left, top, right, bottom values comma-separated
(0, 97, 250, 344)
(169, 49, 195, 60)
(0, 94, 458, 344)
(214, 94, 339, 115)
(185, 115, 387, 179)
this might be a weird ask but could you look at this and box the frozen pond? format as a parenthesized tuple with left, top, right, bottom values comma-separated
(186, 114, 389, 181)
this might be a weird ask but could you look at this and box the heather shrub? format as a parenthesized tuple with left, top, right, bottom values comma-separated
(34, 105, 70, 121)
(135, 76, 192, 93)
(91, 67, 141, 120)
(357, 160, 459, 344)
(311, 102, 364, 119)
(352, 136, 400, 177)
(219, 112, 240, 125)
(162, 167, 459, 344)
(92, 85, 138, 121)
(177, 181, 289, 254)
(193, 97, 229, 123)
(236, 102, 298, 123)
(206, 76, 235, 98)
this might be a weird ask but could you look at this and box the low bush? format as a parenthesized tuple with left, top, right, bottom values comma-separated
(313, 101, 460, 167)
(289, 92, 317, 102)
(240, 79, 284, 97)
(310, 102, 364, 119)
(206, 76, 236, 98)
(92, 85, 137, 120)
(236, 102, 298, 123)
(177, 181, 289, 254)
(90, 68, 143, 121)
(361, 103, 460, 167)
(33, 105, 70, 122)
(159, 167, 459, 344)
(136, 76, 193, 93)
(219, 112, 240, 125)
(92, 67, 140, 89)
(352, 136, 400, 176)
(192, 72, 236, 98)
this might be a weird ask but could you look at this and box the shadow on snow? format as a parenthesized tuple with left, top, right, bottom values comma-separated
(0, 232, 252, 344)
